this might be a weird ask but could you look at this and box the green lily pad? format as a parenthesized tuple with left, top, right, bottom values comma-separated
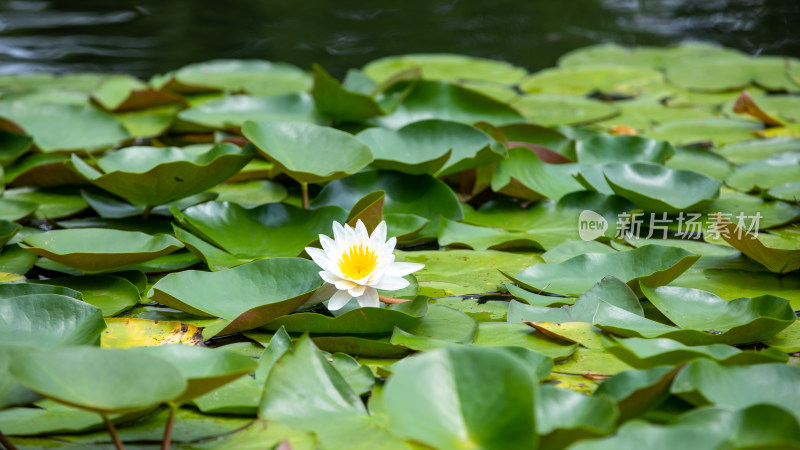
(492, 148, 585, 201)
(168, 59, 312, 96)
(0, 130, 32, 167)
(2, 187, 89, 220)
(507, 245, 699, 296)
(540, 239, 616, 264)
(569, 420, 728, 450)
(0, 101, 129, 153)
(664, 146, 732, 180)
(242, 120, 373, 184)
(397, 249, 539, 297)
(209, 179, 287, 207)
(717, 137, 800, 164)
(521, 65, 663, 96)
(474, 322, 577, 361)
(311, 65, 387, 123)
(0, 220, 20, 247)
(536, 385, 619, 450)
(437, 218, 543, 251)
(594, 284, 795, 346)
(311, 335, 410, 358)
(670, 267, 800, 309)
(647, 118, 763, 146)
(21, 229, 183, 273)
(382, 346, 537, 449)
(149, 258, 323, 336)
(703, 191, 800, 229)
(35, 274, 141, 317)
(666, 57, 800, 92)
(69, 143, 254, 206)
(673, 404, 800, 449)
(512, 94, 618, 126)
(497, 122, 577, 160)
(113, 104, 181, 138)
(0, 197, 37, 221)
(376, 80, 525, 129)
(0, 283, 81, 300)
(4, 153, 85, 187)
(263, 296, 428, 334)
(130, 345, 257, 405)
(672, 359, 800, 421)
(174, 201, 346, 260)
(767, 182, 800, 202)
(389, 303, 478, 351)
(177, 94, 321, 131)
(312, 170, 462, 239)
(0, 294, 105, 348)
(259, 336, 404, 450)
(593, 365, 682, 422)
(9, 347, 186, 414)
(462, 192, 633, 249)
(575, 134, 676, 165)
(364, 53, 527, 85)
(91, 75, 183, 112)
(357, 119, 504, 176)
(595, 163, 722, 213)
(605, 336, 788, 369)
(0, 244, 36, 275)
(726, 152, 800, 192)
(715, 217, 800, 273)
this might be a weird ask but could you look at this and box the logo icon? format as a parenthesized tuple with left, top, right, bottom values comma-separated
(578, 210, 608, 241)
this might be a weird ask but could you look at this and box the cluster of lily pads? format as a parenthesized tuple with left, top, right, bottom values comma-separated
(0, 42, 799, 449)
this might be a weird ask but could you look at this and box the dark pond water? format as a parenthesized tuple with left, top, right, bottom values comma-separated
(1, 0, 799, 77)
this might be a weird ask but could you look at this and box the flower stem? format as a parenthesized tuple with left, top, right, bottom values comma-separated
(102, 414, 126, 450)
(161, 405, 177, 450)
(379, 294, 411, 305)
(142, 205, 153, 219)
(300, 182, 309, 209)
(0, 428, 18, 450)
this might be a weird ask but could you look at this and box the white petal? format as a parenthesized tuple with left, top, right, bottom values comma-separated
(319, 271, 342, 285)
(327, 289, 353, 311)
(355, 219, 370, 241)
(348, 284, 367, 297)
(384, 236, 397, 253)
(370, 221, 387, 246)
(343, 222, 358, 244)
(374, 275, 409, 291)
(332, 221, 346, 243)
(385, 261, 424, 277)
(334, 279, 357, 290)
(357, 287, 380, 308)
(319, 235, 338, 257)
(306, 247, 332, 268)
(304, 283, 337, 306)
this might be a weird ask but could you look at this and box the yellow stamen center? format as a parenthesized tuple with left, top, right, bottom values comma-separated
(339, 243, 378, 280)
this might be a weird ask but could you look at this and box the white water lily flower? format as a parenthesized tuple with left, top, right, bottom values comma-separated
(304, 220, 424, 310)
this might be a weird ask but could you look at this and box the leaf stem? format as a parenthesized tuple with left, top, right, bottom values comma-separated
(300, 182, 309, 209)
(161, 405, 177, 450)
(0, 428, 18, 450)
(102, 414, 126, 450)
(142, 205, 153, 219)
(379, 294, 411, 304)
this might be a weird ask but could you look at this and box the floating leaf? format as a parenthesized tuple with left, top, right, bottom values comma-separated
(91, 75, 183, 112)
(382, 346, 538, 449)
(0, 294, 105, 348)
(357, 119, 504, 176)
(174, 201, 347, 260)
(576, 134, 675, 165)
(647, 118, 762, 146)
(263, 296, 428, 334)
(672, 359, 800, 421)
(0, 101, 129, 153)
(177, 94, 321, 131)
(168, 59, 312, 96)
(536, 385, 619, 450)
(389, 304, 478, 351)
(242, 120, 373, 184)
(493, 147, 585, 201)
(591, 163, 721, 213)
(376, 80, 525, 129)
(311, 64, 386, 123)
(69, 143, 254, 206)
(715, 216, 800, 273)
(605, 336, 788, 369)
(149, 258, 322, 336)
(364, 54, 527, 85)
(21, 229, 183, 273)
(507, 245, 698, 296)
(35, 274, 141, 316)
(726, 152, 800, 192)
(9, 347, 186, 414)
(521, 65, 663, 96)
(438, 218, 543, 251)
(474, 322, 577, 361)
(512, 94, 618, 126)
(2, 187, 88, 220)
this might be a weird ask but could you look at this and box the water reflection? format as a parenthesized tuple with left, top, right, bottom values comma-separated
(0, 0, 797, 77)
